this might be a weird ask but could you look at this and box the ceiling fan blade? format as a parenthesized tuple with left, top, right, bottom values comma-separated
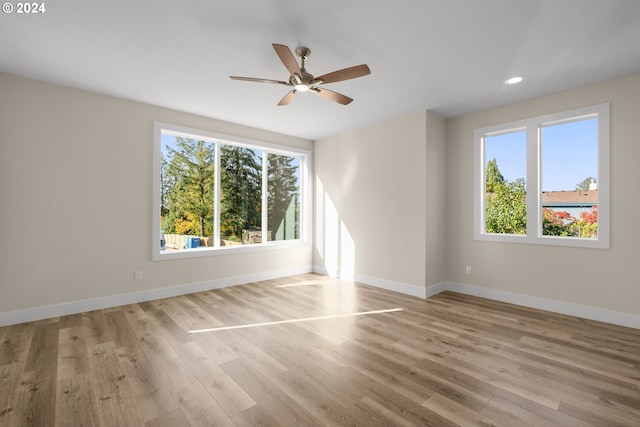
(312, 88, 353, 105)
(230, 76, 291, 86)
(316, 64, 371, 84)
(272, 44, 301, 76)
(278, 90, 297, 106)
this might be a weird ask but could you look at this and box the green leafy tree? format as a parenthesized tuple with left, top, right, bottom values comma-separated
(164, 138, 214, 237)
(268, 154, 299, 240)
(485, 158, 506, 193)
(484, 158, 526, 234)
(485, 178, 527, 234)
(220, 146, 261, 238)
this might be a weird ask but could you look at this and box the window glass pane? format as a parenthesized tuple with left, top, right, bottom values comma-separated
(541, 118, 598, 238)
(160, 134, 215, 251)
(268, 154, 301, 241)
(484, 130, 527, 235)
(220, 145, 263, 245)
(154, 122, 310, 259)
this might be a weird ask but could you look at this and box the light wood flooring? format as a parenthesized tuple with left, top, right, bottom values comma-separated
(1, 273, 639, 426)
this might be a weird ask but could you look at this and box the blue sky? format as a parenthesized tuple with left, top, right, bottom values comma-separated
(161, 133, 179, 153)
(485, 118, 598, 192)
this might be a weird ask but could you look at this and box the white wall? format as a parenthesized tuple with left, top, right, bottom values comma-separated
(445, 72, 640, 317)
(0, 72, 313, 323)
(314, 111, 447, 296)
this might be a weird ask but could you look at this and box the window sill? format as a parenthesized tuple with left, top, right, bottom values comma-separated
(475, 233, 609, 249)
(152, 239, 309, 261)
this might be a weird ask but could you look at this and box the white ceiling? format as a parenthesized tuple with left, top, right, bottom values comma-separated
(2, 0, 640, 141)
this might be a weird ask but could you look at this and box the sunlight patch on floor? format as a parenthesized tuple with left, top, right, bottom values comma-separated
(274, 280, 338, 288)
(188, 308, 403, 333)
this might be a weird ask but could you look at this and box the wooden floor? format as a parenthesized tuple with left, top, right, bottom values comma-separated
(1, 274, 639, 426)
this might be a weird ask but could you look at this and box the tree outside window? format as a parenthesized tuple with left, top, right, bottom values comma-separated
(159, 131, 303, 251)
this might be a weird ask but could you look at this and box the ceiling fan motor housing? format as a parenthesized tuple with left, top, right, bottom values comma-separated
(290, 71, 316, 87)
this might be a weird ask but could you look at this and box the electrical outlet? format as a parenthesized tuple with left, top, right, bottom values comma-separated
(134, 271, 143, 281)
(465, 266, 471, 275)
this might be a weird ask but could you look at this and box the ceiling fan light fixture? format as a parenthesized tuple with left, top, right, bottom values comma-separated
(294, 84, 310, 92)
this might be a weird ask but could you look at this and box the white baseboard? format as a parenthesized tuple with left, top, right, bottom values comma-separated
(348, 275, 639, 329)
(424, 281, 450, 298)
(312, 267, 432, 299)
(10, 267, 634, 330)
(355, 274, 430, 299)
(354, 275, 639, 329)
(442, 281, 640, 330)
(0, 266, 313, 327)
(313, 268, 639, 329)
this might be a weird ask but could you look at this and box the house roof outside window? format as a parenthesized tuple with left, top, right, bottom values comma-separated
(542, 190, 597, 208)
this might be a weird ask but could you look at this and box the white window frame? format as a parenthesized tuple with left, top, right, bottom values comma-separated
(473, 103, 610, 249)
(153, 122, 312, 260)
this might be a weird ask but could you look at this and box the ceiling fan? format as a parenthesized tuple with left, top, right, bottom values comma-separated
(230, 43, 370, 106)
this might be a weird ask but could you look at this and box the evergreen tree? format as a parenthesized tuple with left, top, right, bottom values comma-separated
(161, 139, 300, 243)
(164, 138, 214, 237)
(485, 158, 505, 193)
(268, 154, 300, 240)
(220, 146, 262, 238)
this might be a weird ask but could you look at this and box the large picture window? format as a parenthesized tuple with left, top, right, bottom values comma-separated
(153, 122, 310, 259)
(474, 103, 610, 248)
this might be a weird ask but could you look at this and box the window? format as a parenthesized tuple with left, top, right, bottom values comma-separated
(474, 103, 610, 248)
(153, 122, 310, 260)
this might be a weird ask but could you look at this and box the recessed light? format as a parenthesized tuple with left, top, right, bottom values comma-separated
(505, 76, 523, 85)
